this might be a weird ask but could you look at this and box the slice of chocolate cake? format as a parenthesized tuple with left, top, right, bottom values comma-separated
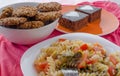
(75, 5, 101, 22)
(59, 11, 89, 31)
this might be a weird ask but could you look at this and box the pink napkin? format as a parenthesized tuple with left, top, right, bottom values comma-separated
(0, 1, 120, 76)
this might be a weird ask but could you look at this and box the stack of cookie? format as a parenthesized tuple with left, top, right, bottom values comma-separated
(0, 2, 61, 29)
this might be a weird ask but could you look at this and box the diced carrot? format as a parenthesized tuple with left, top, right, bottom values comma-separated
(109, 55, 118, 65)
(73, 47, 80, 53)
(80, 44, 88, 50)
(82, 51, 88, 60)
(77, 61, 86, 69)
(101, 49, 106, 55)
(93, 43, 102, 48)
(58, 38, 66, 42)
(93, 43, 106, 55)
(108, 66, 116, 76)
(35, 62, 49, 72)
(77, 51, 88, 69)
(86, 59, 98, 64)
(43, 63, 49, 73)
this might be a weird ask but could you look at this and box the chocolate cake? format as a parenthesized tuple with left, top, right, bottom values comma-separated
(75, 5, 101, 22)
(59, 11, 89, 31)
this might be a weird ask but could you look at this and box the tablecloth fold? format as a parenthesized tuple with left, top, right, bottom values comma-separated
(0, 1, 120, 76)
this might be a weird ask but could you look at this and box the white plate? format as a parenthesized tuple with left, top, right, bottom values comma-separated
(20, 33, 120, 76)
(56, 5, 119, 36)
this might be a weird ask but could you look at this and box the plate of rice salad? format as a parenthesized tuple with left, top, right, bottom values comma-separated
(20, 33, 120, 76)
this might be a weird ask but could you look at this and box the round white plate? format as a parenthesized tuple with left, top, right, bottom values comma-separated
(56, 5, 119, 36)
(20, 33, 120, 76)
